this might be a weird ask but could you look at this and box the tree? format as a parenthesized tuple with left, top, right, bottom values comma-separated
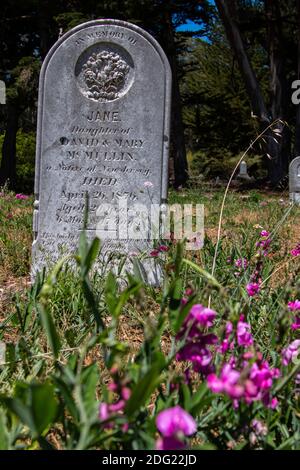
(215, 0, 291, 184)
(0, 58, 40, 187)
(1, 0, 213, 190)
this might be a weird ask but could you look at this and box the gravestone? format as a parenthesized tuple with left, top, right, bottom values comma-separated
(237, 161, 251, 181)
(32, 19, 171, 283)
(0, 80, 5, 104)
(289, 157, 300, 204)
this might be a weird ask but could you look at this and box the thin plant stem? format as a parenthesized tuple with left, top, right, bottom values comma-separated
(208, 119, 283, 308)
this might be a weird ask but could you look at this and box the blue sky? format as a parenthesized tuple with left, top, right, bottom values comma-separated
(177, 19, 203, 33)
(176, 0, 215, 33)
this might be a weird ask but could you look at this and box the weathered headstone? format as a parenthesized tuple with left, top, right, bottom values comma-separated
(0, 80, 5, 104)
(289, 156, 300, 204)
(237, 161, 251, 181)
(32, 19, 171, 283)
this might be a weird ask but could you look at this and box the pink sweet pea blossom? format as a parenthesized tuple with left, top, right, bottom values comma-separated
(156, 406, 196, 438)
(208, 359, 279, 407)
(184, 304, 216, 333)
(260, 230, 270, 237)
(15, 193, 29, 200)
(291, 317, 300, 330)
(237, 317, 253, 347)
(235, 258, 248, 269)
(288, 300, 300, 311)
(207, 364, 244, 399)
(246, 282, 260, 297)
(282, 340, 300, 366)
(158, 245, 169, 252)
(291, 244, 300, 257)
(156, 436, 186, 450)
(150, 249, 160, 257)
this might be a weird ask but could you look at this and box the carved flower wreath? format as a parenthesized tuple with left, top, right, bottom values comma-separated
(82, 51, 130, 101)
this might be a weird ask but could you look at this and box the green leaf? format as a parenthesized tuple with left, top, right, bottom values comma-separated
(37, 304, 61, 359)
(53, 377, 79, 423)
(189, 383, 210, 415)
(174, 241, 184, 276)
(79, 230, 88, 263)
(173, 296, 196, 334)
(2, 396, 35, 433)
(182, 258, 222, 289)
(3, 382, 58, 438)
(0, 410, 9, 450)
(125, 356, 165, 417)
(132, 258, 147, 284)
(105, 272, 118, 315)
(169, 278, 183, 313)
(105, 274, 141, 319)
(30, 382, 58, 435)
(84, 237, 100, 273)
(81, 363, 99, 418)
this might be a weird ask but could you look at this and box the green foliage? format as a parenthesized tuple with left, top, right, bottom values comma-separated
(0, 131, 36, 193)
(0, 193, 299, 450)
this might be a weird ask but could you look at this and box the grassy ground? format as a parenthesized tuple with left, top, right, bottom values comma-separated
(1, 186, 299, 330)
(0, 185, 300, 449)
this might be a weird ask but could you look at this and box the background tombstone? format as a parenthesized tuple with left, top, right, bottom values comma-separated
(0, 80, 5, 104)
(32, 19, 171, 283)
(237, 161, 251, 181)
(289, 156, 300, 204)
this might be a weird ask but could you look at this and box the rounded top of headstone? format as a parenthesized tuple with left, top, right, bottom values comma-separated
(40, 19, 171, 86)
(289, 156, 300, 170)
(289, 156, 300, 193)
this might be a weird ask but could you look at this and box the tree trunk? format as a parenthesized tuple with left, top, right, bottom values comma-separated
(216, 0, 290, 184)
(215, 0, 269, 123)
(0, 101, 19, 188)
(265, 0, 290, 183)
(38, 0, 53, 59)
(160, 11, 189, 188)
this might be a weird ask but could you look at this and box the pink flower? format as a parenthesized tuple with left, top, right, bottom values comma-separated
(270, 397, 278, 409)
(291, 317, 300, 330)
(249, 361, 277, 391)
(207, 364, 244, 399)
(184, 304, 216, 332)
(220, 322, 234, 353)
(237, 317, 253, 347)
(288, 302, 300, 330)
(158, 245, 169, 252)
(150, 249, 160, 257)
(176, 343, 214, 374)
(15, 193, 29, 200)
(144, 181, 153, 188)
(226, 322, 233, 335)
(288, 300, 300, 311)
(121, 387, 131, 400)
(252, 419, 268, 436)
(156, 436, 186, 450)
(235, 258, 248, 269)
(246, 282, 260, 297)
(185, 287, 194, 297)
(291, 244, 300, 257)
(99, 403, 114, 429)
(156, 406, 196, 438)
(282, 340, 300, 366)
(260, 230, 270, 237)
(208, 359, 279, 407)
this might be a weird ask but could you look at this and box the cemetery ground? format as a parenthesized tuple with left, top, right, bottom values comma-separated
(0, 186, 300, 450)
